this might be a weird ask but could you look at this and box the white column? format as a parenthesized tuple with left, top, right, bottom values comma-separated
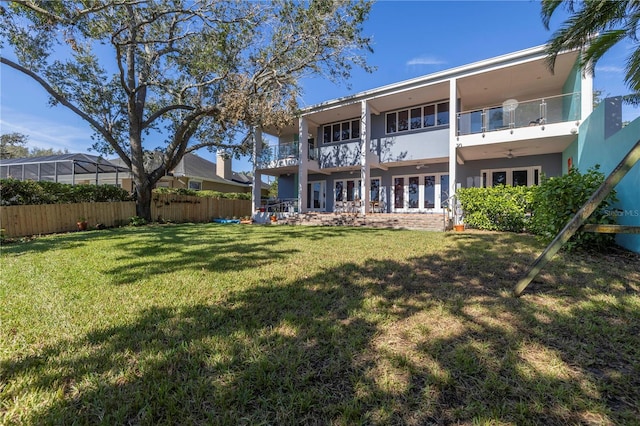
(360, 100, 371, 216)
(580, 66, 593, 121)
(448, 78, 458, 206)
(298, 117, 309, 213)
(251, 127, 263, 214)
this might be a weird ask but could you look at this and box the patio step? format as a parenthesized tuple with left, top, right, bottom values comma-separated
(283, 213, 449, 232)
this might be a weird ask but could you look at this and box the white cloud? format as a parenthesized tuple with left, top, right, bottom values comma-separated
(0, 109, 94, 153)
(406, 56, 446, 67)
(595, 65, 624, 73)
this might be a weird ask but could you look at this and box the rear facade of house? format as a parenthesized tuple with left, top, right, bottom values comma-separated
(252, 45, 591, 217)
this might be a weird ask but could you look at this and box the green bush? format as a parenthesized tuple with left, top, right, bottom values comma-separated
(153, 187, 250, 200)
(456, 185, 534, 232)
(153, 187, 197, 196)
(129, 216, 147, 226)
(529, 166, 617, 251)
(0, 179, 131, 206)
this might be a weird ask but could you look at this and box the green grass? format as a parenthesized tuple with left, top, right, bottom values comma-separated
(1, 224, 639, 425)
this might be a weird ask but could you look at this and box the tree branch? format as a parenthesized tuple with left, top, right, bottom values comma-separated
(0, 56, 129, 163)
(141, 104, 195, 129)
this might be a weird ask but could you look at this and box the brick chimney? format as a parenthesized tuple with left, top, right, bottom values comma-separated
(216, 150, 232, 180)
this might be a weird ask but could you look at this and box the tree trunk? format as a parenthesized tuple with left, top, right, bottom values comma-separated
(135, 178, 153, 222)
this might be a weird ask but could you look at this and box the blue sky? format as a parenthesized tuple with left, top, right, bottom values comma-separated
(1, 0, 637, 174)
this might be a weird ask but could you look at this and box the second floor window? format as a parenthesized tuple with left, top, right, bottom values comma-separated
(386, 101, 450, 134)
(323, 119, 361, 144)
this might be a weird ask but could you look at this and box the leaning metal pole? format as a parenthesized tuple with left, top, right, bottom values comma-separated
(514, 139, 640, 297)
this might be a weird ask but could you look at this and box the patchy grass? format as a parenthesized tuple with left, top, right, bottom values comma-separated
(1, 224, 639, 425)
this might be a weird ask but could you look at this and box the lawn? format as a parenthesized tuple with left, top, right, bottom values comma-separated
(1, 224, 639, 425)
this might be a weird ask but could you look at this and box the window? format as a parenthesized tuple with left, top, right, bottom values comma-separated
(351, 120, 360, 139)
(342, 122, 351, 140)
(188, 180, 202, 190)
(398, 110, 409, 131)
(335, 181, 344, 202)
(371, 178, 380, 202)
(424, 175, 435, 208)
(335, 179, 362, 203)
(323, 119, 361, 143)
(385, 101, 450, 134)
(437, 102, 449, 125)
(410, 108, 422, 129)
(424, 105, 435, 127)
(440, 174, 449, 208)
(492, 171, 507, 186)
(323, 126, 330, 144)
(332, 124, 341, 142)
(394, 178, 405, 209)
(408, 176, 419, 208)
(481, 166, 542, 187)
(387, 112, 397, 133)
(512, 170, 528, 186)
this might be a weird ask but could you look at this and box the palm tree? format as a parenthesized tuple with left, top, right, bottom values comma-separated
(542, 0, 640, 105)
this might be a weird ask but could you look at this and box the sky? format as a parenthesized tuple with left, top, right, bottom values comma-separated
(1, 0, 637, 175)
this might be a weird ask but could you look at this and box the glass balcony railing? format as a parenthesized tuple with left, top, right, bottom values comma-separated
(257, 143, 321, 169)
(456, 92, 581, 136)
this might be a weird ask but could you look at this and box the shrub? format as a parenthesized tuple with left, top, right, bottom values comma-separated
(153, 187, 250, 200)
(529, 165, 617, 251)
(456, 185, 534, 232)
(0, 179, 131, 205)
(129, 216, 147, 226)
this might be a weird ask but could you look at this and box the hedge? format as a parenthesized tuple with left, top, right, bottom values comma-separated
(529, 166, 617, 251)
(456, 165, 618, 251)
(456, 185, 534, 232)
(0, 179, 131, 206)
(153, 187, 251, 200)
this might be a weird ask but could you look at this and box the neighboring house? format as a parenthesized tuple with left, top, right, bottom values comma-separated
(110, 152, 269, 197)
(0, 151, 269, 198)
(253, 44, 592, 215)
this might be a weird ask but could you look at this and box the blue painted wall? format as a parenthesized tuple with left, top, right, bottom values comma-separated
(566, 97, 640, 253)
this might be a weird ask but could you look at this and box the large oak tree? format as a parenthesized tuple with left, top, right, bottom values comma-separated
(1, 0, 372, 219)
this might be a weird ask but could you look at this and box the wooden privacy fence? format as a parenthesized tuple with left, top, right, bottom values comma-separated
(151, 194, 250, 223)
(1, 194, 251, 238)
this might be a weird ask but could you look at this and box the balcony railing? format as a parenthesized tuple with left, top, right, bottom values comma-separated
(257, 143, 298, 169)
(257, 142, 321, 169)
(456, 92, 581, 136)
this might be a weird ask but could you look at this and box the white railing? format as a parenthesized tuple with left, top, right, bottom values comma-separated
(457, 92, 581, 136)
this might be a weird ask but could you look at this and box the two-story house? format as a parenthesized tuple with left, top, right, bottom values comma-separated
(252, 44, 592, 218)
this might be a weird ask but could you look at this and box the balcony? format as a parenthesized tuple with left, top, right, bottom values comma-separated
(256, 142, 299, 170)
(257, 142, 322, 171)
(457, 92, 581, 136)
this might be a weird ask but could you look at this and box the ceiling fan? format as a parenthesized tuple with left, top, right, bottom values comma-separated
(506, 149, 515, 159)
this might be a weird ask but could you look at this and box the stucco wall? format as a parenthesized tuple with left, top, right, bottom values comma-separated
(570, 97, 640, 252)
(370, 114, 450, 163)
(457, 154, 562, 188)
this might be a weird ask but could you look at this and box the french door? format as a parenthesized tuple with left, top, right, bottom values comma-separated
(306, 181, 326, 211)
(392, 173, 449, 212)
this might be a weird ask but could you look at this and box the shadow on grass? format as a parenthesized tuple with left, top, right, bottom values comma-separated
(2, 230, 639, 424)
